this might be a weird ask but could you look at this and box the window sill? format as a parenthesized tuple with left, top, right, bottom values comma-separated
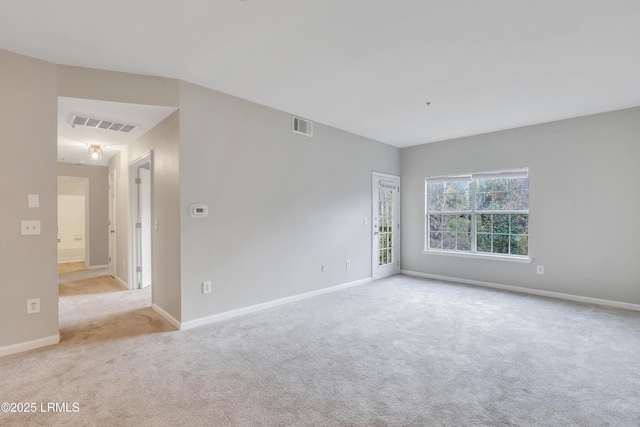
(422, 250, 533, 264)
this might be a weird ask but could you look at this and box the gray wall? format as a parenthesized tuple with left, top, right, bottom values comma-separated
(178, 81, 400, 322)
(0, 49, 58, 348)
(400, 107, 640, 305)
(57, 163, 109, 267)
(109, 112, 182, 321)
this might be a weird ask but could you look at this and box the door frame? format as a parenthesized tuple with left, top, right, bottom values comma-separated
(372, 172, 401, 280)
(108, 170, 116, 277)
(128, 151, 153, 290)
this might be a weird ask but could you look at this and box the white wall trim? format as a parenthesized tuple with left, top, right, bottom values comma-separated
(57, 254, 85, 263)
(401, 270, 640, 312)
(0, 334, 60, 357)
(152, 303, 180, 330)
(87, 264, 109, 270)
(422, 250, 533, 264)
(180, 277, 372, 331)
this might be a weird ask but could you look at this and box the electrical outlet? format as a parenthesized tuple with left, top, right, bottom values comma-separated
(537, 265, 544, 275)
(346, 259, 351, 269)
(27, 298, 40, 314)
(202, 281, 212, 294)
(21, 220, 41, 235)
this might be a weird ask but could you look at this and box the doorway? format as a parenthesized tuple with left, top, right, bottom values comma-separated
(129, 153, 152, 290)
(372, 172, 400, 280)
(58, 176, 90, 270)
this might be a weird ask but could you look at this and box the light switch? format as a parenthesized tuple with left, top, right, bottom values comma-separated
(21, 220, 41, 235)
(27, 194, 40, 208)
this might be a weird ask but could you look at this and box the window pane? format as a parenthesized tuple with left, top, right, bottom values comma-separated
(429, 232, 442, 249)
(510, 189, 529, 210)
(476, 192, 491, 210)
(457, 233, 471, 251)
(456, 214, 472, 232)
(477, 233, 491, 252)
(510, 235, 528, 255)
(477, 178, 492, 192)
(429, 214, 442, 232)
(443, 232, 456, 250)
(427, 182, 444, 211)
(429, 180, 471, 212)
(510, 214, 528, 235)
(442, 215, 457, 231)
(494, 178, 508, 192)
(493, 192, 510, 210)
(477, 214, 492, 233)
(494, 234, 509, 254)
(510, 177, 529, 191)
(493, 214, 509, 234)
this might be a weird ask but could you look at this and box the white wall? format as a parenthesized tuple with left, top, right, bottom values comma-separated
(0, 49, 58, 351)
(178, 81, 400, 323)
(57, 194, 85, 263)
(400, 107, 640, 305)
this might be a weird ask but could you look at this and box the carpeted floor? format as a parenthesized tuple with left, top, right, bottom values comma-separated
(1, 274, 639, 426)
(58, 262, 86, 275)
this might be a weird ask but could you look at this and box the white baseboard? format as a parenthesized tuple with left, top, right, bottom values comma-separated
(0, 334, 60, 357)
(181, 277, 372, 331)
(401, 269, 640, 312)
(87, 264, 108, 270)
(152, 304, 180, 330)
(111, 275, 128, 290)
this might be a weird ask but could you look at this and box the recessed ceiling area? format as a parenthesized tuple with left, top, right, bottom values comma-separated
(2, 1, 640, 147)
(58, 97, 177, 166)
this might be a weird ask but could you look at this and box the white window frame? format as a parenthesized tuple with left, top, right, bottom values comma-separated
(424, 168, 532, 263)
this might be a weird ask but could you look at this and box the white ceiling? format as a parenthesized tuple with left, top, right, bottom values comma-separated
(1, 0, 639, 148)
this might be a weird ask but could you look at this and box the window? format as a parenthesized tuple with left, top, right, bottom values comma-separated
(426, 169, 529, 257)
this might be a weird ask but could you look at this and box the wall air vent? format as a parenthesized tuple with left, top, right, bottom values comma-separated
(292, 116, 313, 137)
(70, 115, 138, 133)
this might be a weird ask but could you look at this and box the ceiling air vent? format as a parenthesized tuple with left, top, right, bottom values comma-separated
(292, 116, 313, 137)
(70, 114, 138, 133)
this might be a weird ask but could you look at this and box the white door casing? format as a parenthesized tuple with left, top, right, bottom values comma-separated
(129, 152, 152, 290)
(139, 166, 152, 288)
(108, 171, 116, 277)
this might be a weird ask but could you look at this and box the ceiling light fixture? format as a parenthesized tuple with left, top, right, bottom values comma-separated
(88, 144, 103, 160)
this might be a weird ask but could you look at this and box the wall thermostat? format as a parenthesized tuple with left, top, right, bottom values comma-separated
(190, 204, 208, 218)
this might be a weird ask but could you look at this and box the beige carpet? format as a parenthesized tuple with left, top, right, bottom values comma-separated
(58, 262, 86, 274)
(1, 274, 640, 426)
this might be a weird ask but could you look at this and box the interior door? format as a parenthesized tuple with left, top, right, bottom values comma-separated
(372, 173, 401, 280)
(139, 166, 152, 288)
(108, 170, 116, 277)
